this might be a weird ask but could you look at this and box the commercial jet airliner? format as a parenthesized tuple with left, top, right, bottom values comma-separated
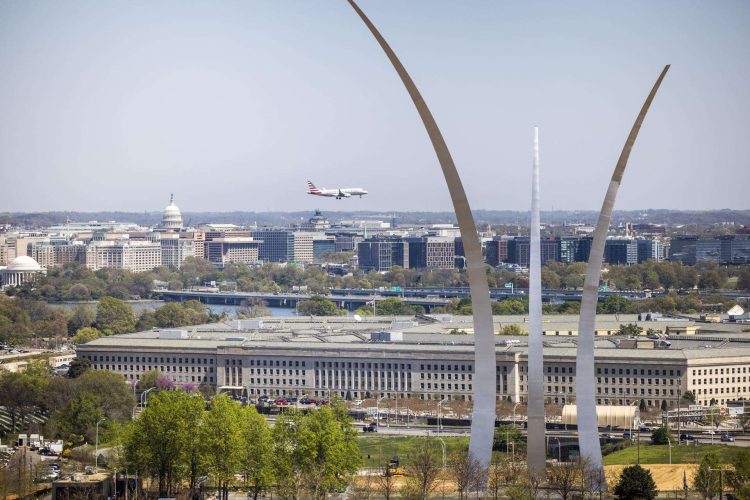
(307, 180, 368, 199)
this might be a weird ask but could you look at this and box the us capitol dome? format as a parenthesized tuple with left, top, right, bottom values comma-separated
(161, 194, 184, 230)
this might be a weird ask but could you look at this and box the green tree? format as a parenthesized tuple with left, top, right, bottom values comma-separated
(124, 390, 197, 497)
(298, 296, 346, 316)
(599, 295, 632, 314)
(698, 270, 724, 290)
(617, 323, 643, 336)
(650, 426, 672, 445)
(613, 464, 657, 500)
(0, 367, 49, 432)
(96, 297, 136, 335)
(154, 302, 190, 327)
(240, 406, 274, 500)
(273, 411, 313, 499)
(68, 357, 91, 378)
(201, 394, 244, 500)
(67, 304, 96, 334)
(500, 324, 526, 335)
(72, 326, 103, 345)
(693, 452, 721, 500)
(492, 299, 527, 315)
(737, 269, 750, 292)
(730, 447, 750, 500)
(303, 404, 362, 498)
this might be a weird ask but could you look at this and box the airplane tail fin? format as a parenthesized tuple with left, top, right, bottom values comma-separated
(307, 180, 321, 194)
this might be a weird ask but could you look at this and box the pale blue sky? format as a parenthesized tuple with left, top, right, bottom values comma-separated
(0, 0, 748, 212)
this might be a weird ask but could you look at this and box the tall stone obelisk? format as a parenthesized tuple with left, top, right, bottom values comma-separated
(527, 126, 545, 477)
(576, 65, 670, 478)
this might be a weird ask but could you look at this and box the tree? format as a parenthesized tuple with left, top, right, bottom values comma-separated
(124, 390, 199, 497)
(730, 447, 750, 500)
(67, 358, 91, 378)
(698, 269, 724, 290)
(661, 400, 668, 411)
(448, 451, 485, 499)
(639, 399, 647, 412)
(737, 269, 750, 292)
(613, 464, 657, 500)
(403, 438, 440, 500)
(67, 304, 96, 334)
(375, 468, 397, 500)
(297, 296, 346, 316)
(682, 390, 696, 404)
(273, 411, 313, 500)
(500, 324, 526, 335)
(96, 297, 136, 335)
(650, 426, 672, 445)
(599, 295, 632, 314)
(72, 326, 103, 345)
(547, 461, 582, 500)
(693, 452, 721, 500)
(240, 406, 274, 500)
(201, 394, 244, 500)
(493, 424, 523, 452)
(303, 404, 362, 498)
(617, 323, 643, 336)
(153, 302, 191, 328)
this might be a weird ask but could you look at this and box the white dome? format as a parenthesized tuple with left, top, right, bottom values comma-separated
(161, 194, 183, 229)
(7, 255, 43, 271)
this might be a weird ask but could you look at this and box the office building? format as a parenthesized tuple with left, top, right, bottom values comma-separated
(85, 241, 162, 272)
(636, 239, 665, 263)
(30, 241, 87, 268)
(205, 237, 261, 268)
(358, 237, 408, 272)
(252, 230, 294, 263)
(77, 315, 750, 408)
(407, 237, 455, 269)
(604, 238, 637, 265)
(159, 233, 196, 269)
(293, 232, 314, 264)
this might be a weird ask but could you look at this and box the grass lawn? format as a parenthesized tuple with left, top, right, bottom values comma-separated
(604, 443, 747, 465)
(357, 435, 469, 468)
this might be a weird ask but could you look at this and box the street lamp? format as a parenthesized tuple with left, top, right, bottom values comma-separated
(140, 387, 155, 409)
(708, 466, 735, 500)
(376, 395, 387, 431)
(666, 437, 672, 465)
(437, 397, 449, 435)
(437, 437, 446, 469)
(95, 417, 105, 470)
(512, 402, 521, 429)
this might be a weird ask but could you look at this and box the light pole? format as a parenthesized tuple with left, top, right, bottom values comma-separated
(95, 417, 105, 470)
(708, 466, 735, 500)
(130, 380, 139, 419)
(512, 402, 521, 429)
(140, 387, 155, 409)
(437, 437, 446, 469)
(376, 395, 387, 431)
(666, 437, 672, 464)
(437, 397, 449, 435)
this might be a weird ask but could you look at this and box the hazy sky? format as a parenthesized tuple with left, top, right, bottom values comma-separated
(1, 0, 748, 213)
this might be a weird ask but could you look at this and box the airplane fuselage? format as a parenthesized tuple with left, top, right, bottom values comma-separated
(307, 181, 368, 199)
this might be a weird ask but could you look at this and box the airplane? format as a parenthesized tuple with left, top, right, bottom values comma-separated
(307, 180, 368, 199)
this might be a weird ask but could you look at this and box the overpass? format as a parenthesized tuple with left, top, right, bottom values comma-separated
(156, 286, 651, 312)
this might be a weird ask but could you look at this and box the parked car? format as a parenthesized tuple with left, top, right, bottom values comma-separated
(680, 433, 695, 441)
(622, 432, 635, 439)
(721, 434, 735, 442)
(362, 422, 378, 433)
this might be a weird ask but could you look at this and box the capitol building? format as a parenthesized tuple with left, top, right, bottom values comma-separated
(0, 255, 46, 288)
(160, 194, 183, 231)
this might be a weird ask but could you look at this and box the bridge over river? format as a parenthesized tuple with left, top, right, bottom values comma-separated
(156, 287, 652, 312)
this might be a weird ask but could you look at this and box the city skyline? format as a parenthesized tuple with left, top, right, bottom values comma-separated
(1, 0, 749, 212)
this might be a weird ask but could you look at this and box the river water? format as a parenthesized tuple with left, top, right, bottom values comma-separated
(52, 301, 302, 318)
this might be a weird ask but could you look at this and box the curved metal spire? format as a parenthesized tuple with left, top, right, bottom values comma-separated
(576, 65, 670, 475)
(527, 127, 545, 477)
(346, 0, 496, 469)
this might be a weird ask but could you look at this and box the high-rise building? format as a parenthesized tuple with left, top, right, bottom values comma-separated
(159, 233, 196, 269)
(407, 237, 455, 269)
(669, 236, 697, 265)
(312, 234, 336, 258)
(252, 229, 295, 263)
(205, 237, 261, 268)
(695, 238, 722, 263)
(293, 232, 314, 264)
(30, 240, 87, 268)
(85, 241, 162, 272)
(358, 237, 408, 272)
(636, 239, 665, 263)
(540, 237, 560, 264)
(604, 238, 638, 265)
